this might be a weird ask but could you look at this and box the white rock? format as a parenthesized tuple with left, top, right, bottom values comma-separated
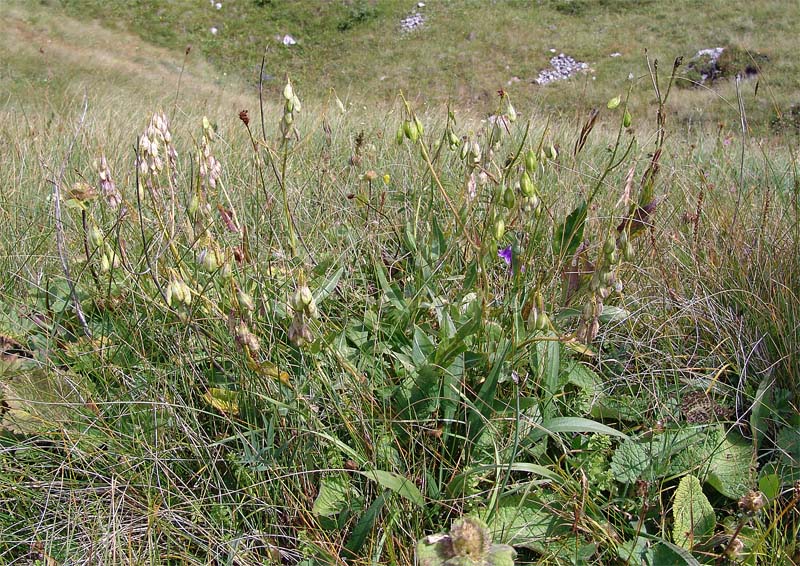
(282, 34, 297, 46)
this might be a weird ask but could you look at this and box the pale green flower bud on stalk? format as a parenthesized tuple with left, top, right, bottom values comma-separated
(414, 116, 424, 136)
(237, 289, 255, 312)
(299, 285, 313, 308)
(623, 109, 632, 128)
(520, 171, 535, 197)
(100, 253, 111, 273)
(536, 311, 550, 331)
(493, 218, 505, 241)
(506, 100, 517, 122)
(623, 241, 635, 261)
(180, 282, 192, 306)
(503, 186, 515, 209)
(89, 226, 104, 248)
(283, 80, 294, 101)
(525, 148, 538, 174)
(607, 95, 621, 109)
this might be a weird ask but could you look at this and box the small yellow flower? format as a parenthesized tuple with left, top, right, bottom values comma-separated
(382, 173, 391, 185)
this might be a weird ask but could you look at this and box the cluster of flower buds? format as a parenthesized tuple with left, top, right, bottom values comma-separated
(198, 116, 222, 190)
(234, 320, 261, 353)
(488, 114, 511, 148)
(166, 273, 193, 307)
(288, 281, 318, 347)
(608, 95, 633, 128)
(576, 232, 630, 343)
(138, 111, 177, 177)
(445, 128, 460, 151)
(527, 290, 550, 332)
(460, 136, 481, 170)
(396, 115, 424, 145)
(197, 244, 231, 277)
(95, 155, 121, 208)
(519, 149, 542, 217)
(576, 295, 602, 344)
(87, 223, 120, 273)
(280, 79, 302, 139)
(236, 286, 255, 316)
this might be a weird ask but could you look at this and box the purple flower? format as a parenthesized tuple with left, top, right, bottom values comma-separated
(498, 245, 513, 266)
(498, 244, 525, 274)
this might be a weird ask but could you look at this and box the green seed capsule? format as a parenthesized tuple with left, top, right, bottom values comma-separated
(624, 241, 635, 261)
(603, 238, 616, 256)
(414, 117, 424, 136)
(89, 226, 104, 248)
(403, 120, 419, 142)
(525, 149, 538, 174)
(536, 312, 550, 331)
(506, 101, 517, 123)
(503, 186, 516, 209)
(283, 81, 294, 101)
(238, 290, 255, 312)
(460, 139, 469, 160)
(607, 95, 621, 109)
(493, 218, 505, 241)
(623, 110, 632, 128)
(396, 125, 405, 145)
(520, 171, 535, 197)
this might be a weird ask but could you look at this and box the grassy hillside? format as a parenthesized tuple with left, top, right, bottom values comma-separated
(42, 0, 800, 132)
(1, 2, 800, 565)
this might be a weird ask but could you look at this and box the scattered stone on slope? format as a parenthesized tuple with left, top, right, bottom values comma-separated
(400, 9, 425, 32)
(533, 53, 589, 85)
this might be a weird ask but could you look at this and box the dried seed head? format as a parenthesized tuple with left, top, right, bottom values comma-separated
(739, 490, 767, 514)
(449, 517, 491, 559)
(238, 109, 250, 126)
(724, 537, 745, 559)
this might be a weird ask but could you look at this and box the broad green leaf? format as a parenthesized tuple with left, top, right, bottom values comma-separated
(707, 432, 755, 499)
(556, 305, 631, 324)
(374, 261, 407, 313)
(344, 493, 385, 555)
(777, 426, 800, 467)
(610, 427, 716, 484)
(449, 462, 562, 488)
(202, 387, 240, 415)
(648, 540, 702, 566)
(313, 266, 344, 304)
(358, 470, 423, 507)
(749, 374, 772, 451)
(429, 216, 447, 261)
(672, 474, 715, 549)
(553, 200, 587, 258)
(312, 474, 351, 518)
(401, 363, 439, 420)
(468, 340, 510, 444)
(759, 473, 780, 501)
(564, 361, 603, 397)
(534, 417, 629, 442)
(489, 496, 571, 553)
(0, 367, 91, 435)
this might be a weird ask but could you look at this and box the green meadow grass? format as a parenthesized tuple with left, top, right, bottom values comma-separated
(1, 2, 799, 565)
(43, 0, 800, 133)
